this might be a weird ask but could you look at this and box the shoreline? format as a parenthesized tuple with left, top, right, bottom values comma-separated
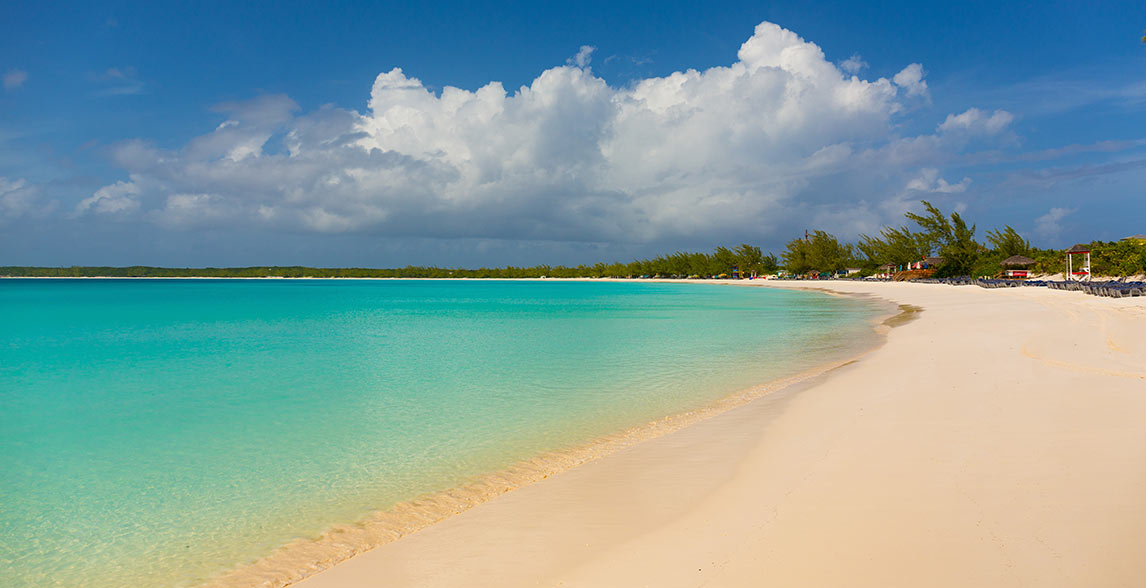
(198, 286, 903, 588)
(289, 280, 1146, 588)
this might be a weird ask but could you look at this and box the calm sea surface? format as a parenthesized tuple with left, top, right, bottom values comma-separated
(0, 279, 885, 587)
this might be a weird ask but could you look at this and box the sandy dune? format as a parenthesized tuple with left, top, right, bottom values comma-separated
(293, 282, 1146, 588)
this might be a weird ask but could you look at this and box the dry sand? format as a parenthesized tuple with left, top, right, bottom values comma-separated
(293, 281, 1146, 588)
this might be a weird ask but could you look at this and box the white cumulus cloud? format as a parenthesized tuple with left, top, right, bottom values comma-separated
(83, 21, 1012, 247)
(906, 168, 971, 193)
(75, 180, 142, 215)
(1, 176, 41, 218)
(839, 54, 868, 74)
(567, 45, 596, 68)
(939, 107, 1014, 135)
(893, 63, 928, 98)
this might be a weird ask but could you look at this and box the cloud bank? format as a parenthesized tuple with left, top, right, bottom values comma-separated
(83, 21, 1013, 247)
(1, 176, 53, 219)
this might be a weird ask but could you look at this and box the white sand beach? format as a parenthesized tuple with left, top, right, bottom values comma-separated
(291, 281, 1146, 588)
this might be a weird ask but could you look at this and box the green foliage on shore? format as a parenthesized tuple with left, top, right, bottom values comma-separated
(781, 231, 853, 275)
(905, 201, 979, 277)
(857, 225, 934, 269)
(1083, 240, 1146, 276)
(985, 226, 1032, 258)
(0, 243, 782, 280)
(785, 200, 981, 277)
(787, 201, 1145, 278)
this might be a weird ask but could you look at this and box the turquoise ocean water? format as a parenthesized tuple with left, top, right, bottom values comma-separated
(0, 279, 885, 587)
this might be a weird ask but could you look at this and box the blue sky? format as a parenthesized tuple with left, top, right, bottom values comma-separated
(2, 0, 1145, 267)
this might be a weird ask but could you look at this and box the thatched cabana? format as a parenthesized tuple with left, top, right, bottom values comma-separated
(1001, 255, 1036, 278)
(1066, 244, 1091, 281)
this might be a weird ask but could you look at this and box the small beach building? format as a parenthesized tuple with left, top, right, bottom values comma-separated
(1121, 234, 1146, 245)
(1000, 255, 1036, 278)
(1066, 244, 1091, 281)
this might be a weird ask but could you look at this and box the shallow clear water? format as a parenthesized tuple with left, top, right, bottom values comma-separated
(0, 279, 884, 587)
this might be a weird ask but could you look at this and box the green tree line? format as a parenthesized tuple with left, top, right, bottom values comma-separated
(0, 244, 780, 280)
(779, 200, 1146, 278)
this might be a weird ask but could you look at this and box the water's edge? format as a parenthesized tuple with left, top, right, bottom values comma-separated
(198, 287, 912, 588)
